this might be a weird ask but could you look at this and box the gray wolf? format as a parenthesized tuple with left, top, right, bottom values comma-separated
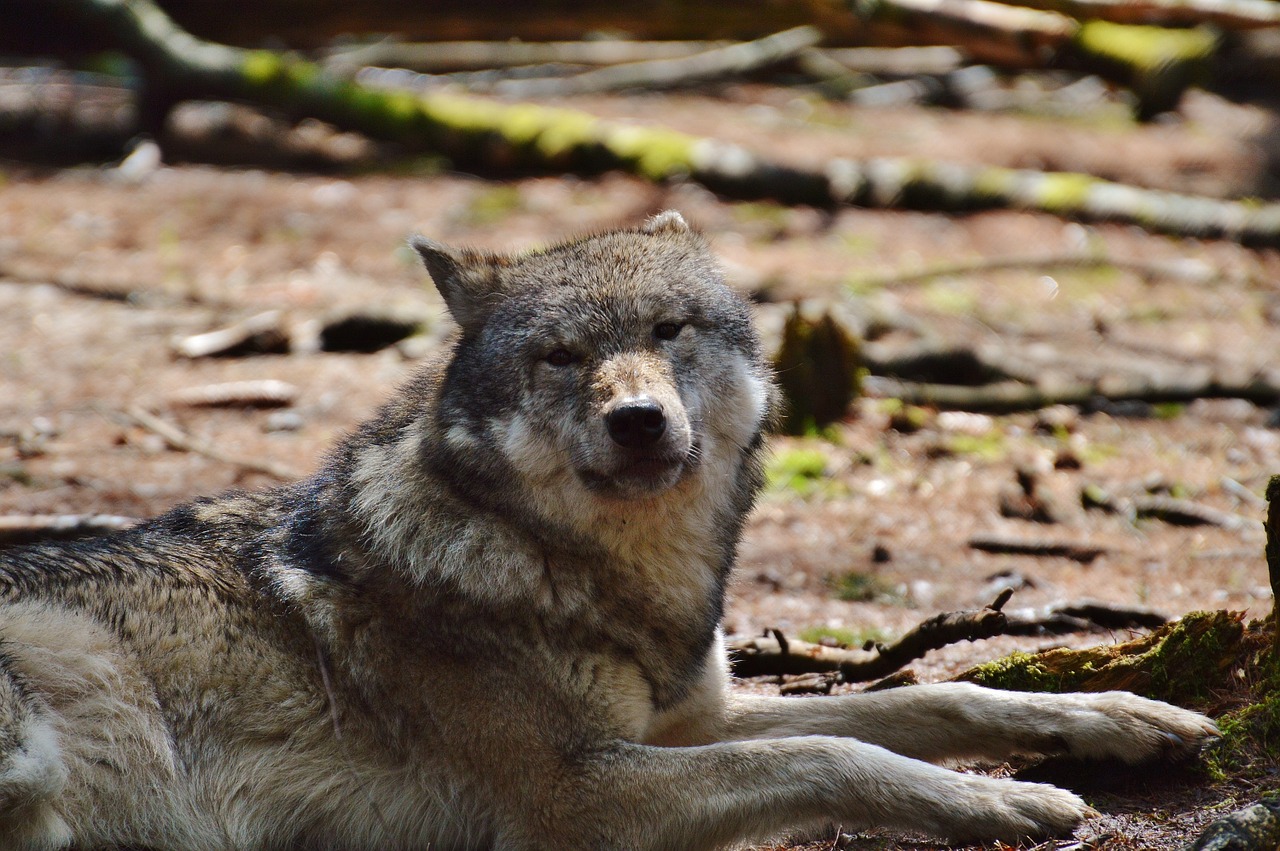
(0, 211, 1217, 850)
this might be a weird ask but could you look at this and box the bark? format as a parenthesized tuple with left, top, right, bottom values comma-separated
(730, 590, 1016, 681)
(967, 533, 1107, 562)
(1267, 476, 1280, 646)
(24, 0, 1280, 246)
(999, 0, 1280, 30)
(324, 40, 741, 75)
(0, 514, 139, 547)
(955, 608, 1248, 701)
(488, 26, 823, 98)
(729, 593, 1174, 679)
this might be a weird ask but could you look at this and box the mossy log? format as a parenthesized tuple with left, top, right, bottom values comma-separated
(1003, 0, 1280, 29)
(956, 609, 1249, 703)
(33, 0, 1280, 247)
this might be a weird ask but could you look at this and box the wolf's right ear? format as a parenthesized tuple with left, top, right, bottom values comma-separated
(639, 210, 690, 236)
(410, 236, 506, 334)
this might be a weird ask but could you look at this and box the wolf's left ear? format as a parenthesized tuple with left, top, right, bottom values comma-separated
(639, 210, 690, 235)
(410, 236, 506, 334)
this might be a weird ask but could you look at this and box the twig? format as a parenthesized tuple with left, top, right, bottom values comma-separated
(0, 259, 206, 305)
(864, 373, 1280, 414)
(168, 380, 298, 409)
(1222, 476, 1268, 511)
(729, 590, 1014, 682)
(1133, 494, 1261, 532)
(172, 311, 291, 359)
(1084, 486, 1263, 533)
(1000, 0, 1280, 30)
(981, 595, 1167, 634)
(491, 26, 822, 98)
(848, 252, 1256, 291)
(324, 38, 736, 74)
(0, 513, 139, 546)
(968, 533, 1107, 563)
(122, 406, 303, 480)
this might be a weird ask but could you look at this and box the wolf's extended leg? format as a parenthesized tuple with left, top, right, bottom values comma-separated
(0, 662, 72, 851)
(721, 683, 1218, 765)
(499, 736, 1092, 851)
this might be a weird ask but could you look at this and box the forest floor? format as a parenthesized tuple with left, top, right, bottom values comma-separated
(3, 80, 1280, 848)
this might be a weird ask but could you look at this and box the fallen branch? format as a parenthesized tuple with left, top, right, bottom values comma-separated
(729, 589, 1015, 681)
(1084, 484, 1266, 533)
(34, 0, 1280, 247)
(0, 513, 138, 546)
(490, 27, 823, 97)
(172, 312, 290, 358)
(955, 608, 1248, 697)
(968, 532, 1108, 562)
(997, 0, 1280, 30)
(1001, 601, 1169, 636)
(864, 371, 1280, 413)
(167, 380, 298, 408)
(0, 258, 206, 305)
(847, 251, 1255, 291)
(122, 405, 302, 480)
(324, 39, 737, 74)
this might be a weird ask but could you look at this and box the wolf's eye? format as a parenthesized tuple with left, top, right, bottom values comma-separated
(545, 348, 577, 367)
(653, 322, 685, 341)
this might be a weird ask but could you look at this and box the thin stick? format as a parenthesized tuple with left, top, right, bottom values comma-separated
(0, 513, 139, 546)
(123, 406, 303, 480)
(492, 26, 822, 97)
(729, 590, 1015, 682)
(848, 252, 1259, 291)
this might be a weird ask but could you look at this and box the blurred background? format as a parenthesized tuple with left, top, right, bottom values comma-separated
(4, 2, 1280, 846)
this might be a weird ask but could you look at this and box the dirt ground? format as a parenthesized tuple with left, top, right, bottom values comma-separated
(4, 83, 1280, 848)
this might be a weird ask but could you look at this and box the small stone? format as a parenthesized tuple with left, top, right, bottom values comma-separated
(264, 411, 304, 432)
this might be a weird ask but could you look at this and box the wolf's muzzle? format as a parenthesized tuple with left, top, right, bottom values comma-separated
(605, 402, 667, 449)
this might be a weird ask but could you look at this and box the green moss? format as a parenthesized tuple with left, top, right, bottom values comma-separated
(459, 185, 525, 226)
(731, 201, 790, 229)
(605, 125, 698, 180)
(1034, 172, 1097, 214)
(242, 50, 285, 86)
(884, 401, 931, 433)
(964, 610, 1247, 703)
(1152, 402, 1186, 420)
(830, 571, 902, 604)
(971, 167, 1017, 203)
(533, 110, 600, 159)
(765, 447, 829, 496)
(798, 625, 889, 648)
(922, 281, 977, 315)
(1143, 611, 1246, 702)
(1205, 697, 1280, 780)
(946, 432, 1006, 461)
(1076, 21, 1218, 73)
(965, 651, 1066, 693)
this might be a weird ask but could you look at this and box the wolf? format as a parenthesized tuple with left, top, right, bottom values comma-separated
(0, 211, 1216, 850)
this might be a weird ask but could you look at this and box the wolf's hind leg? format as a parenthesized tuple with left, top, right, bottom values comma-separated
(0, 663, 72, 851)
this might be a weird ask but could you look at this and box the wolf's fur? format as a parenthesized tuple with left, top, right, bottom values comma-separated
(0, 212, 1216, 850)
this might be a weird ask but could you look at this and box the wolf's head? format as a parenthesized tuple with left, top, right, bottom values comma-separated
(412, 212, 776, 538)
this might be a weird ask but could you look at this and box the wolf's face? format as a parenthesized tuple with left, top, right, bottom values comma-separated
(415, 212, 774, 517)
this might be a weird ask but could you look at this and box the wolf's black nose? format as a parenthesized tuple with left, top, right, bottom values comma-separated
(606, 402, 667, 448)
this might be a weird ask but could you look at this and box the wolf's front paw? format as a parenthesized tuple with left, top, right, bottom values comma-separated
(1053, 692, 1219, 763)
(938, 776, 1095, 843)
